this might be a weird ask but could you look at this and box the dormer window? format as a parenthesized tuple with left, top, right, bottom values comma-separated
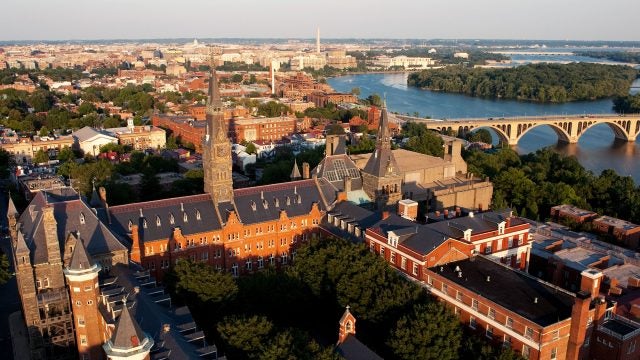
(296, 194, 302, 204)
(79, 212, 85, 225)
(183, 212, 188, 222)
(387, 232, 399, 248)
(143, 219, 148, 229)
(498, 222, 506, 235)
(286, 196, 291, 206)
(128, 220, 133, 231)
(196, 209, 201, 220)
(156, 216, 161, 227)
(251, 201, 257, 211)
(463, 229, 472, 241)
(263, 199, 269, 210)
(169, 213, 175, 225)
(274, 198, 279, 208)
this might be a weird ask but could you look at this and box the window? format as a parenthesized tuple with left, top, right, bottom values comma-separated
(472, 299, 479, 311)
(258, 256, 264, 269)
(584, 337, 590, 347)
(442, 283, 448, 294)
(246, 260, 252, 270)
(525, 327, 534, 340)
(84, 285, 92, 291)
(270, 254, 275, 265)
(380, 247, 385, 258)
(231, 263, 238, 277)
(488, 308, 495, 319)
(390, 252, 396, 264)
(506, 317, 514, 329)
(485, 244, 492, 254)
(486, 325, 493, 339)
(43, 278, 49, 288)
(78, 316, 85, 326)
(605, 309, 613, 320)
(628, 340, 636, 354)
(36, 279, 41, 289)
(401, 257, 407, 270)
(456, 291, 463, 302)
(508, 237, 513, 248)
(412, 263, 418, 276)
(370, 243, 375, 252)
(552, 330, 559, 340)
(76, 300, 82, 306)
(87, 300, 93, 305)
(201, 252, 209, 261)
(80, 335, 87, 346)
(281, 252, 288, 265)
(503, 335, 511, 348)
(469, 316, 476, 329)
(550, 347, 557, 360)
(79, 212, 85, 225)
(522, 345, 530, 359)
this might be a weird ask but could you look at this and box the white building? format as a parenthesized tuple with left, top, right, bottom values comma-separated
(372, 56, 435, 69)
(72, 126, 119, 156)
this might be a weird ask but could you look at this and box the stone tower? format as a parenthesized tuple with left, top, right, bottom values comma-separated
(203, 63, 233, 204)
(361, 100, 402, 210)
(102, 304, 153, 360)
(64, 234, 106, 360)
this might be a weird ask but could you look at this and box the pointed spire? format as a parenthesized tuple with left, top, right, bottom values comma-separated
(290, 158, 301, 180)
(7, 192, 18, 217)
(111, 304, 146, 350)
(15, 229, 30, 255)
(68, 235, 94, 271)
(206, 51, 223, 111)
(90, 181, 101, 208)
(377, 99, 391, 151)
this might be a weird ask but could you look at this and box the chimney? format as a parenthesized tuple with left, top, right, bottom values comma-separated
(129, 224, 142, 263)
(580, 269, 603, 299)
(302, 162, 310, 179)
(567, 290, 592, 360)
(343, 176, 352, 193)
(325, 137, 333, 156)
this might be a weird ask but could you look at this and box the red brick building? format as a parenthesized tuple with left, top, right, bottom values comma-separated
(229, 116, 297, 143)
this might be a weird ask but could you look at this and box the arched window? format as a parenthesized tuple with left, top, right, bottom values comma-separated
(183, 212, 188, 222)
(128, 220, 133, 231)
(79, 213, 85, 225)
(196, 209, 201, 220)
(346, 320, 352, 332)
(169, 213, 175, 225)
(156, 216, 161, 227)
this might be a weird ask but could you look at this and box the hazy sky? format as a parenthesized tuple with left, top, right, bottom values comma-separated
(1, 0, 639, 41)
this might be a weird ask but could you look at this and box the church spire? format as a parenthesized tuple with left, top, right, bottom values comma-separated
(376, 99, 392, 150)
(290, 158, 301, 180)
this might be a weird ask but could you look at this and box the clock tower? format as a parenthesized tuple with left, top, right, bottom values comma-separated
(203, 62, 233, 203)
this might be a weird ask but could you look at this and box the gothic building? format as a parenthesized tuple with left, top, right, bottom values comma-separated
(361, 100, 403, 210)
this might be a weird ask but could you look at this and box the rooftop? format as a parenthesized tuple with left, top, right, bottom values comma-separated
(551, 204, 597, 218)
(432, 256, 575, 327)
(594, 216, 639, 231)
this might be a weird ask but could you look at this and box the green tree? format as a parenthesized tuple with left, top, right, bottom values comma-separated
(403, 123, 445, 157)
(172, 260, 238, 303)
(57, 147, 75, 162)
(365, 93, 382, 106)
(140, 169, 162, 201)
(217, 315, 273, 359)
(387, 302, 462, 360)
(466, 129, 493, 144)
(351, 87, 361, 96)
(77, 101, 97, 116)
(245, 142, 257, 154)
(33, 149, 49, 164)
(327, 123, 346, 135)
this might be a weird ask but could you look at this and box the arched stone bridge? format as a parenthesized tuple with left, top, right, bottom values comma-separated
(399, 114, 640, 146)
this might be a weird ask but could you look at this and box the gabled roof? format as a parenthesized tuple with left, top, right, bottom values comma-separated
(108, 193, 221, 243)
(73, 126, 117, 143)
(111, 304, 147, 349)
(336, 335, 383, 360)
(232, 179, 325, 225)
(18, 188, 127, 265)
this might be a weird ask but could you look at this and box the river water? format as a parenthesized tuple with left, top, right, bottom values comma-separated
(328, 73, 640, 182)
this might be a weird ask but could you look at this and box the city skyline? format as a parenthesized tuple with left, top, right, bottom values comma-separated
(1, 0, 639, 42)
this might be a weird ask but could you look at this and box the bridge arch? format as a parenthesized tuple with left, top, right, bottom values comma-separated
(466, 125, 510, 145)
(516, 122, 571, 144)
(576, 119, 634, 142)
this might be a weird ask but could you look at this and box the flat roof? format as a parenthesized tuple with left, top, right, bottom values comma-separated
(551, 204, 597, 218)
(600, 317, 640, 336)
(431, 256, 575, 327)
(594, 216, 639, 231)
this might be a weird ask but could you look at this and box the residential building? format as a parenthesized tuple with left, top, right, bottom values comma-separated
(71, 126, 119, 156)
(229, 116, 296, 143)
(105, 121, 166, 151)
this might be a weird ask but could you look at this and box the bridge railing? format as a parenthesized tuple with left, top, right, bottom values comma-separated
(398, 113, 640, 124)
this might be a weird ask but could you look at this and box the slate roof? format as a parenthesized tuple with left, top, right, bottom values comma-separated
(312, 154, 366, 205)
(108, 193, 221, 243)
(111, 302, 147, 349)
(68, 235, 94, 271)
(336, 335, 383, 360)
(18, 188, 127, 265)
(232, 179, 324, 225)
(434, 256, 575, 326)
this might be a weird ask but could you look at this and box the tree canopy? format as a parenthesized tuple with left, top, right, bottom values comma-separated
(402, 122, 445, 157)
(408, 63, 638, 103)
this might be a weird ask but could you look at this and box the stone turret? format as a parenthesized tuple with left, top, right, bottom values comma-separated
(103, 304, 154, 360)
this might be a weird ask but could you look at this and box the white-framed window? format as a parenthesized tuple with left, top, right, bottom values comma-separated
(472, 299, 479, 311)
(76, 300, 82, 306)
(488, 308, 495, 319)
(508, 237, 513, 248)
(246, 259, 252, 270)
(390, 252, 396, 264)
(486, 325, 493, 339)
(469, 316, 476, 329)
(456, 291, 463, 302)
(270, 254, 275, 265)
(201, 252, 209, 261)
(442, 283, 448, 294)
(605, 309, 613, 320)
(281, 252, 288, 264)
(412, 263, 418, 276)
(370, 243, 375, 252)
(503, 335, 511, 348)
(78, 316, 85, 327)
(231, 263, 238, 277)
(87, 300, 93, 305)
(258, 256, 264, 269)
(550, 347, 557, 360)
(43, 278, 49, 288)
(525, 327, 534, 340)
(36, 279, 41, 289)
(522, 345, 530, 359)
(80, 335, 87, 346)
(380, 247, 385, 258)
(552, 330, 559, 340)
(485, 244, 492, 254)
(506, 317, 513, 329)
(401, 257, 407, 270)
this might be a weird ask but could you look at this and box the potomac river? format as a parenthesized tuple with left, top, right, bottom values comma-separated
(328, 73, 640, 183)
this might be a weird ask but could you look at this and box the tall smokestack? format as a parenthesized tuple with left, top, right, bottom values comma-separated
(316, 27, 320, 54)
(270, 60, 276, 95)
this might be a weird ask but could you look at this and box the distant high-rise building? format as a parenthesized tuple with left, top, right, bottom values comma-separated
(316, 27, 321, 54)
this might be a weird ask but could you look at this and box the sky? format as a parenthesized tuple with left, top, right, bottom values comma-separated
(1, 0, 639, 41)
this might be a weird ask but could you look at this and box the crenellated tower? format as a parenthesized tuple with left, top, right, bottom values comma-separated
(202, 57, 233, 204)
